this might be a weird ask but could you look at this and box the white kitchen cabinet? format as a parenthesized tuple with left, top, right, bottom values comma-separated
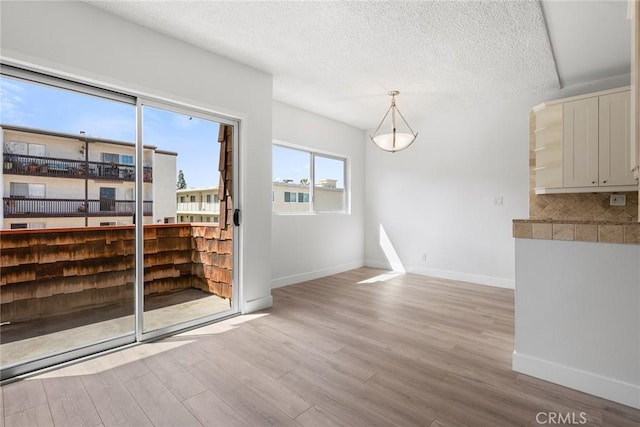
(599, 91, 637, 187)
(533, 87, 639, 194)
(563, 97, 599, 188)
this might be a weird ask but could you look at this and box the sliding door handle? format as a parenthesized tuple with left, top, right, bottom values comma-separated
(233, 209, 240, 226)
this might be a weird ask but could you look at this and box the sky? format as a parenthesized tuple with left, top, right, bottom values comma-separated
(1, 76, 219, 188)
(1, 75, 343, 189)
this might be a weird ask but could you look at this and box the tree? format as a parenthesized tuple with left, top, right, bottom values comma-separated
(299, 178, 310, 186)
(176, 170, 187, 189)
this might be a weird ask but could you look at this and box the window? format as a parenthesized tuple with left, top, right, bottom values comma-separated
(101, 153, 120, 164)
(10, 223, 28, 229)
(190, 195, 196, 202)
(206, 194, 212, 203)
(120, 155, 133, 165)
(272, 143, 347, 214)
(8, 141, 46, 157)
(284, 191, 297, 203)
(314, 155, 346, 212)
(10, 182, 45, 198)
(99, 187, 116, 211)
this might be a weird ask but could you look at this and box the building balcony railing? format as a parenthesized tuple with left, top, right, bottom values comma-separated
(3, 197, 153, 218)
(3, 153, 153, 183)
(176, 202, 220, 212)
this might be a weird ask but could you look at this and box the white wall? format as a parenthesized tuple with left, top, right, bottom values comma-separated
(153, 152, 177, 224)
(364, 74, 631, 288)
(272, 102, 364, 287)
(1, 1, 274, 312)
(513, 238, 640, 409)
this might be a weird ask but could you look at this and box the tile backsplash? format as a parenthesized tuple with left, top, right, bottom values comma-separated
(529, 113, 639, 222)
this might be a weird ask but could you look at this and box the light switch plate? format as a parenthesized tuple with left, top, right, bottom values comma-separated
(610, 194, 626, 206)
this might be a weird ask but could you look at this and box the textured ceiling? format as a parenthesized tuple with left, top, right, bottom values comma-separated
(90, 1, 563, 129)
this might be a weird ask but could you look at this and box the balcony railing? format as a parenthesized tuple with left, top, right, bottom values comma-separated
(176, 202, 220, 212)
(3, 197, 153, 218)
(3, 153, 153, 183)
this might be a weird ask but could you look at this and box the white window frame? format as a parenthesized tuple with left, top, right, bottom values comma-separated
(272, 140, 349, 215)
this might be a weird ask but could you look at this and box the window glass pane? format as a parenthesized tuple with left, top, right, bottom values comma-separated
(28, 144, 46, 157)
(273, 145, 310, 213)
(29, 184, 46, 198)
(1, 75, 135, 141)
(314, 155, 345, 212)
(9, 182, 28, 197)
(8, 142, 27, 155)
(0, 72, 137, 378)
(102, 153, 119, 163)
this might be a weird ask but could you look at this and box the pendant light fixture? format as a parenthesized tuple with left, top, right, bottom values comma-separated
(369, 90, 418, 153)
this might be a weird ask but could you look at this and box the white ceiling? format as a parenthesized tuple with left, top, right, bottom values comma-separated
(89, 0, 631, 130)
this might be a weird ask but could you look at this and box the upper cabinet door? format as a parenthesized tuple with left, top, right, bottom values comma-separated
(599, 91, 637, 186)
(563, 97, 599, 188)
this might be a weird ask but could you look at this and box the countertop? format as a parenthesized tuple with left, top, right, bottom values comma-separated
(513, 219, 640, 244)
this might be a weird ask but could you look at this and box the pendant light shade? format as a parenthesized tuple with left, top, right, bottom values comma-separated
(369, 90, 418, 153)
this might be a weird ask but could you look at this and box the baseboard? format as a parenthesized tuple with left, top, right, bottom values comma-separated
(242, 295, 273, 314)
(271, 260, 365, 288)
(409, 266, 514, 289)
(513, 351, 640, 410)
(363, 261, 514, 289)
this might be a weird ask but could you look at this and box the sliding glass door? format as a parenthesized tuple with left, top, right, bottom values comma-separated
(0, 66, 239, 380)
(0, 67, 138, 379)
(138, 101, 238, 339)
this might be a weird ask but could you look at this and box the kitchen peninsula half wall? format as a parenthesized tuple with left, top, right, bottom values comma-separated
(512, 85, 640, 410)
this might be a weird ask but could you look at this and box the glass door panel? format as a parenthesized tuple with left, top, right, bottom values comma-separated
(140, 103, 236, 336)
(0, 72, 136, 378)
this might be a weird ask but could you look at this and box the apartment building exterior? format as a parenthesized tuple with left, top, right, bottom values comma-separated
(176, 187, 220, 223)
(1, 124, 177, 229)
(272, 179, 345, 213)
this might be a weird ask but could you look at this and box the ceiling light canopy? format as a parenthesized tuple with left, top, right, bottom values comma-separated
(369, 90, 418, 153)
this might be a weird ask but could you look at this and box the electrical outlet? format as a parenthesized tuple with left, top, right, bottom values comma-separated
(493, 197, 503, 206)
(610, 194, 626, 207)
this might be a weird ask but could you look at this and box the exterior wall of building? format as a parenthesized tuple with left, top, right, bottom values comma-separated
(2, 215, 152, 230)
(176, 187, 220, 223)
(177, 214, 218, 223)
(2, 126, 175, 229)
(314, 187, 345, 212)
(154, 152, 177, 223)
(272, 183, 345, 213)
(272, 183, 311, 213)
(5, 129, 84, 161)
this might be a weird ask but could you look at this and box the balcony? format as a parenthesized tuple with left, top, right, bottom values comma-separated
(0, 224, 233, 367)
(3, 197, 153, 218)
(176, 201, 220, 213)
(3, 153, 153, 183)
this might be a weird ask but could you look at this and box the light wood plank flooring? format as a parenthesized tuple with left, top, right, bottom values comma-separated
(2, 267, 639, 426)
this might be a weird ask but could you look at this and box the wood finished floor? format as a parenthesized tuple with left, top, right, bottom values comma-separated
(2, 267, 639, 426)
